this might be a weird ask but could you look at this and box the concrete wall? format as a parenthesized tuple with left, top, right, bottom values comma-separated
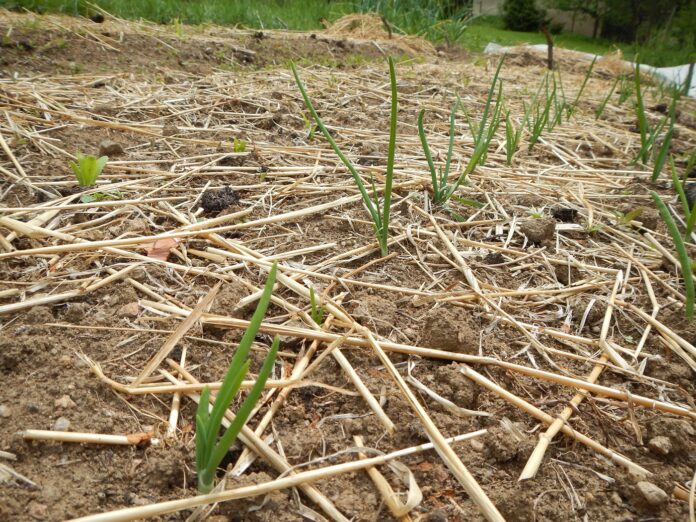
(472, 0, 505, 16)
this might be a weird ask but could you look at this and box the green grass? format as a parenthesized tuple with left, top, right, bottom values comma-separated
(461, 17, 624, 57)
(4, 0, 352, 30)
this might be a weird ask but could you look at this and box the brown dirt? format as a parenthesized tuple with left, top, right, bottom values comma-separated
(1, 8, 695, 522)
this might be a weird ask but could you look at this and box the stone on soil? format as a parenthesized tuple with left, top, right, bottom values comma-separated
(636, 481, 668, 507)
(98, 139, 124, 157)
(52, 417, 70, 431)
(647, 436, 671, 456)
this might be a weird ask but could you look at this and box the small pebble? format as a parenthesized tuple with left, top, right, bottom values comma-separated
(117, 302, 140, 317)
(54, 395, 76, 409)
(98, 139, 124, 157)
(0, 404, 11, 418)
(28, 501, 48, 520)
(52, 417, 71, 431)
(470, 439, 484, 452)
(59, 355, 72, 367)
(637, 481, 669, 507)
(647, 436, 672, 456)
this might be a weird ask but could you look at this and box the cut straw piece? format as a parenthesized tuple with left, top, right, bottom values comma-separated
(22, 430, 157, 446)
(133, 282, 221, 385)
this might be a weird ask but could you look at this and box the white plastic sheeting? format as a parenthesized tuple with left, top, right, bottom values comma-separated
(484, 42, 696, 98)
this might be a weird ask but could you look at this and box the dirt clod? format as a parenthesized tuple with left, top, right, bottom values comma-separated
(419, 307, 479, 354)
(520, 217, 555, 244)
(98, 139, 124, 157)
(54, 395, 76, 409)
(200, 186, 240, 213)
(647, 436, 672, 456)
(552, 207, 578, 222)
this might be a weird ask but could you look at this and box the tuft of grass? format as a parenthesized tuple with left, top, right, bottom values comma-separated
(196, 263, 280, 494)
(69, 153, 107, 187)
(650, 191, 694, 319)
(292, 57, 398, 256)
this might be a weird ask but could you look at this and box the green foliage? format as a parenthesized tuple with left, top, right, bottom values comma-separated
(504, 109, 523, 165)
(69, 153, 107, 187)
(567, 56, 597, 119)
(233, 138, 247, 153)
(525, 71, 561, 151)
(309, 287, 326, 325)
(650, 191, 694, 319)
(196, 264, 280, 494)
(595, 76, 619, 119)
(292, 57, 398, 256)
(633, 60, 681, 178)
(669, 157, 696, 239)
(419, 56, 505, 204)
(502, 0, 545, 32)
(418, 96, 460, 205)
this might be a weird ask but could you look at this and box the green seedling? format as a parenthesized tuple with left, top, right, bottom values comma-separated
(292, 57, 397, 256)
(614, 208, 642, 227)
(568, 56, 597, 119)
(651, 90, 680, 181)
(525, 73, 555, 151)
(595, 76, 620, 119)
(528, 207, 545, 219)
(669, 157, 696, 238)
(70, 153, 107, 187)
(651, 191, 694, 319)
(419, 56, 505, 204)
(418, 96, 460, 204)
(300, 111, 317, 141)
(309, 287, 325, 325)
(233, 138, 247, 153)
(196, 264, 280, 494)
(617, 74, 633, 105)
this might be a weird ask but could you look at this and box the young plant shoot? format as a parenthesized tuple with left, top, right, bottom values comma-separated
(650, 192, 694, 319)
(418, 96, 460, 204)
(195, 263, 280, 494)
(418, 55, 505, 204)
(292, 58, 397, 256)
(70, 153, 108, 187)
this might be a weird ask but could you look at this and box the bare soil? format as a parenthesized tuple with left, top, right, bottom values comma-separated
(1, 9, 695, 522)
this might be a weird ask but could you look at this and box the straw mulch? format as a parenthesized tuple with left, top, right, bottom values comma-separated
(0, 8, 695, 522)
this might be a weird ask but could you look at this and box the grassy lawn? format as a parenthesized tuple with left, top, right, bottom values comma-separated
(462, 17, 626, 58)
